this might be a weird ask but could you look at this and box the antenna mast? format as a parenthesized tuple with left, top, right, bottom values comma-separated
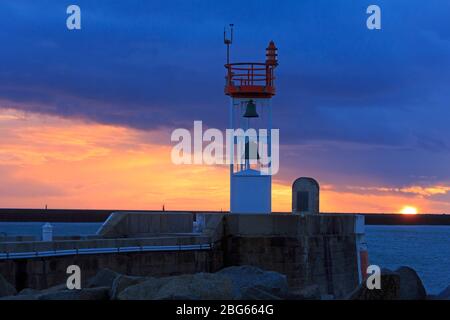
(224, 24, 234, 65)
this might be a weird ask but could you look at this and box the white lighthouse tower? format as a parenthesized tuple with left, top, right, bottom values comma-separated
(224, 26, 279, 214)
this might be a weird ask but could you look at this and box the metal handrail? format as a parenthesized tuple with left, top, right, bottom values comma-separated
(225, 62, 275, 88)
(0, 243, 213, 260)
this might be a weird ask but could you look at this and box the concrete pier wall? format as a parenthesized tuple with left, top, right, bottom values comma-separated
(0, 213, 363, 298)
(0, 235, 210, 253)
(97, 211, 194, 238)
(212, 214, 361, 297)
(0, 249, 217, 291)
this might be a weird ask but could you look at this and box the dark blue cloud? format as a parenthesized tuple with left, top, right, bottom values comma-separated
(0, 0, 449, 188)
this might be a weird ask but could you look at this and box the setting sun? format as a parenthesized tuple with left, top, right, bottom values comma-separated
(400, 206, 418, 215)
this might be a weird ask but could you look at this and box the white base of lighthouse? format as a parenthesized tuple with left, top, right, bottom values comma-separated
(230, 169, 271, 214)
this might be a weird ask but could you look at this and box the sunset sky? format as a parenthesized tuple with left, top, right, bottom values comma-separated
(0, 1, 449, 213)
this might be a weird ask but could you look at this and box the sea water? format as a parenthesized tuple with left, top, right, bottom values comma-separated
(365, 225, 450, 295)
(0, 222, 102, 237)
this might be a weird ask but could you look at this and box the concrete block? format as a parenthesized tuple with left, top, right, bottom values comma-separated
(272, 215, 299, 236)
(97, 212, 194, 238)
(237, 214, 275, 235)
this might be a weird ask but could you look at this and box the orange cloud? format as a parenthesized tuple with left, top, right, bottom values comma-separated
(272, 183, 450, 214)
(347, 185, 450, 197)
(0, 108, 228, 210)
(320, 189, 450, 214)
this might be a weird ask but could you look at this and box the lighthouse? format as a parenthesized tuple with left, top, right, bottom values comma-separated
(224, 26, 278, 214)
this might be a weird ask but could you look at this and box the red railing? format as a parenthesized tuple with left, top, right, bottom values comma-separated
(225, 62, 275, 88)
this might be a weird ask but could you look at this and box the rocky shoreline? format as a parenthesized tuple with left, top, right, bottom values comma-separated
(1, 265, 449, 300)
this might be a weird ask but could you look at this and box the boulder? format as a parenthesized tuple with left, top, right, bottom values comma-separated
(118, 266, 289, 300)
(110, 275, 147, 300)
(40, 283, 67, 294)
(347, 268, 400, 300)
(0, 274, 16, 298)
(155, 274, 233, 300)
(437, 285, 450, 300)
(217, 266, 289, 299)
(395, 266, 426, 300)
(38, 287, 110, 300)
(287, 285, 321, 300)
(0, 282, 77, 300)
(87, 268, 119, 288)
(241, 286, 283, 300)
(18, 288, 40, 296)
(118, 273, 234, 300)
(0, 294, 39, 300)
(118, 277, 165, 300)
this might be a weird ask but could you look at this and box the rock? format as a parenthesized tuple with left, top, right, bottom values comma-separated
(0, 294, 39, 300)
(1, 283, 69, 300)
(395, 266, 426, 300)
(39, 287, 110, 300)
(217, 265, 289, 299)
(110, 275, 147, 300)
(118, 273, 234, 300)
(0, 274, 16, 298)
(287, 285, 321, 300)
(156, 274, 233, 300)
(241, 286, 283, 300)
(437, 285, 450, 300)
(118, 277, 165, 300)
(18, 288, 39, 296)
(40, 283, 67, 294)
(347, 268, 400, 300)
(87, 268, 119, 288)
(118, 266, 288, 300)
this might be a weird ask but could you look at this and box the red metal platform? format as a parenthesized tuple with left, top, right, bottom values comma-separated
(225, 41, 278, 99)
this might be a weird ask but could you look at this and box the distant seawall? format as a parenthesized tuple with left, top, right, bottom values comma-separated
(361, 213, 450, 225)
(0, 209, 111, 223)
(0, 209, 449, 225)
